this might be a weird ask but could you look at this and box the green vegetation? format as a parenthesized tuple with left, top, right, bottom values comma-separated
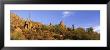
(10, 13, 100, 40)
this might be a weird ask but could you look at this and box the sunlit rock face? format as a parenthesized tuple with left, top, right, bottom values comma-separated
(59, 20, 65, 28)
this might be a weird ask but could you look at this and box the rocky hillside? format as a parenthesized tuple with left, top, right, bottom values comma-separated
(10, 13, 100, 40)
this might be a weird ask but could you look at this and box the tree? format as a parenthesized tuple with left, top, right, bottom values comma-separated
(86, 27, 93, 32)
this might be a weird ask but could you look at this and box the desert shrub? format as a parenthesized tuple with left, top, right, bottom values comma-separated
(53, 34, 61, 40)
(11, 31, 26, 40)
(41, 25, 49, 30)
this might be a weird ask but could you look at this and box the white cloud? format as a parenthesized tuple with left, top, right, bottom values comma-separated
(63, 11, 70, 15)
(93, 26, 100, 33)
(62, 11, 71, 18)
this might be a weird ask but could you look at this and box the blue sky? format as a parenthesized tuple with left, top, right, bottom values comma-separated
(11, 10, 100, 32)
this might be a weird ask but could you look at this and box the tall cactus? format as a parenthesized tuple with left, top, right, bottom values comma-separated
(72, 24, 75, 31)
